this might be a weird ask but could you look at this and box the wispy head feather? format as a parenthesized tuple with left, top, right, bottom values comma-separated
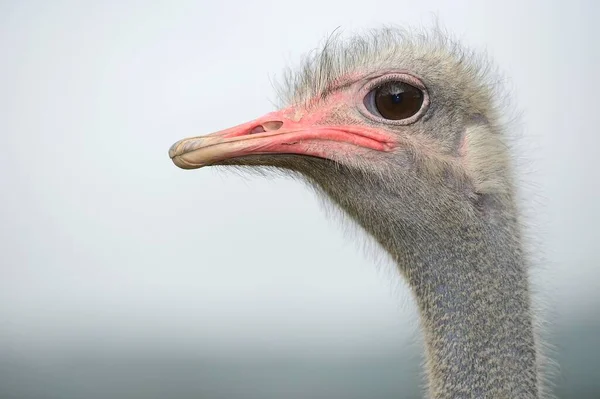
(274, 25, 504, 115)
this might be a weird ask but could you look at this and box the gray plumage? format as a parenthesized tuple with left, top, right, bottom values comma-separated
(170, 26, 547, 398)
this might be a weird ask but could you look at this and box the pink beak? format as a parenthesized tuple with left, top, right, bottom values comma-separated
(169, 108, 394, 170)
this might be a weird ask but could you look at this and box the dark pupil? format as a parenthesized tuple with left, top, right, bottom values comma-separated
(374, 82, 423, 120)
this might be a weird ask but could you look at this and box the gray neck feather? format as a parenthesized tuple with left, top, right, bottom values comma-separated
(404, 224, 538, 398)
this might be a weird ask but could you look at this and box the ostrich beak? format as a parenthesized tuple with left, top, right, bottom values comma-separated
(169, 109, 394, 169)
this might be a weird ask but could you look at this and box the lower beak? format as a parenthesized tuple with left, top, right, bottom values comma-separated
(169, 112, 394, 170)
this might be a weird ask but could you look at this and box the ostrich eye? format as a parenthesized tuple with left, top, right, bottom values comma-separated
(365, 81, 424, 120)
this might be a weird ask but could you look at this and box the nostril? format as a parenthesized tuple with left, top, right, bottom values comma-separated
(249, 121, 283, 134)
(250, 125, 266, 134)
(262, 121, 283, 131)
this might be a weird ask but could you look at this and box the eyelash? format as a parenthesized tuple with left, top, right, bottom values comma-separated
(363, 74, 424, 95)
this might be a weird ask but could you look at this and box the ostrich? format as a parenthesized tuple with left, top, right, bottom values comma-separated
(169, 28, 544, 398)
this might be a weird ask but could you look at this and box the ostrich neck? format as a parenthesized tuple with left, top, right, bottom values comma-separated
(403, 224, 539, 398)
(362, 197, 539, 398)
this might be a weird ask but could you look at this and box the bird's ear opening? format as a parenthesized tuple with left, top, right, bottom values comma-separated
(461, 122, 512, 197)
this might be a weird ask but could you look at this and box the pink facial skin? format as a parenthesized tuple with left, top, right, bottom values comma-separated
(169, 89, 399, 170)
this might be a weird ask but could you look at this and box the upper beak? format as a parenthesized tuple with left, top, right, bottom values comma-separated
(169, 109, 394, 170)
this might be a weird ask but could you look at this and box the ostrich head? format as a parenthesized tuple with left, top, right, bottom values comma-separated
(169, 29, 513, 261)
(169, 28, 540, 398)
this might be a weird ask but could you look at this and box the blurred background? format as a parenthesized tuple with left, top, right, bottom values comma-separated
(1, 1, 598, 398)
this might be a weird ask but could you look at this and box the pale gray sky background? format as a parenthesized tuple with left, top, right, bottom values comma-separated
(1, 1, 598, 398)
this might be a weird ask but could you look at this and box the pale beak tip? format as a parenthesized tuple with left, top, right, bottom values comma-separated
(168, 141, 181, 159)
